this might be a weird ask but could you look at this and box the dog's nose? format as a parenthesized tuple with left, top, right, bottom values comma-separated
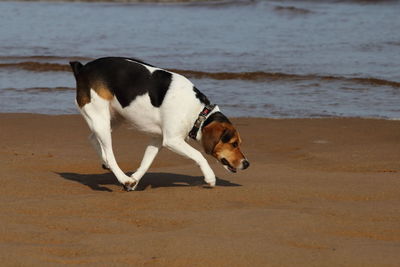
(242, 160, 250, 170)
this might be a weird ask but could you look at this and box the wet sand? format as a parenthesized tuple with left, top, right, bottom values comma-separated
(0, 114, 399, 266)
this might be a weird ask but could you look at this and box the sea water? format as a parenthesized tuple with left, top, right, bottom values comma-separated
(0, 0, 399, 118)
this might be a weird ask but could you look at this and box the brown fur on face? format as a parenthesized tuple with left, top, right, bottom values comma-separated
(202, 121, 246, 170)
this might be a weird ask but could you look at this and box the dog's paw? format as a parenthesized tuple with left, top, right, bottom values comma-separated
(102, 164, 110, 171)
(204, 177, 216, 188)
(123, 180, 138, 191)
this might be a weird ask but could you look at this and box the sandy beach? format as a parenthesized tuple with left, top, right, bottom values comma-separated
(0, 113, 399, 266)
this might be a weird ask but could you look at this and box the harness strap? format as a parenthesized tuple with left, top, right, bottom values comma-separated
(188, 104, 216, 140)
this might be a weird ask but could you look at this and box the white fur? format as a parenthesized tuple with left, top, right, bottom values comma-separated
(76, 62, 217, 190)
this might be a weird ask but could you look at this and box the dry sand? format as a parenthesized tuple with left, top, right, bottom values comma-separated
(0, 113, 399, 266)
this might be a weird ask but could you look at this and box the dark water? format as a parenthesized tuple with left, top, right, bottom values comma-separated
(0, 0, 399, 118)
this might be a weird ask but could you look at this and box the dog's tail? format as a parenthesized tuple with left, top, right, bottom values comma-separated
(69, 61, 90, 107)
(69, 61, 83, 79)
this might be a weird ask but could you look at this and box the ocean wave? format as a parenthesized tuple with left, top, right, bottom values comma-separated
(0, 55, 91, 61)
(273, 6, 313, 15)
(169, 69, 400, 88)
(4, 87, 74, 93)
(1, 61, 399, 88)
(0, 62, 71, 72)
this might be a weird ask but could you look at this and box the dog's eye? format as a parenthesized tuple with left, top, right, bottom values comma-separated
(232, 142, 238, 148)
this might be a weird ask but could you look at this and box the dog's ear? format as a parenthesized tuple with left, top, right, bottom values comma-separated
(220, 127, 235, 144)
(201, 122, 227, 155)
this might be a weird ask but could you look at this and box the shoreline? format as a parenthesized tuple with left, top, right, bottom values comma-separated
(1, 113, 399, 265)
(1, 112, 399, 121)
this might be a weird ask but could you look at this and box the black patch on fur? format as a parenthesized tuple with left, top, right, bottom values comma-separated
(75, 57, 172, 108)
(202, 112, 231, 130)
(149, 70, 172, 107)
(193, 87, 210, 105)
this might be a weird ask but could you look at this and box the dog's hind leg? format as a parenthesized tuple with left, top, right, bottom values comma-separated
(79, 92, 136, 190)
(88, 118, 122, 171)
(88, 133, 109, 170)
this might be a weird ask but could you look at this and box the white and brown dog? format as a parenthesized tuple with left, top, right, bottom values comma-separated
(69, 57, 249, 191)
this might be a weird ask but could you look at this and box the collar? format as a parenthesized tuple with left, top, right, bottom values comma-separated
(189, 104, 217, 140)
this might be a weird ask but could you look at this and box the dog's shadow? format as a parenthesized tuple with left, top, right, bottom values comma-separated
(56, 171, 241, 192)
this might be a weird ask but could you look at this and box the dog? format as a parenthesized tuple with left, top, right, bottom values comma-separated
(69, 57, 249, 191)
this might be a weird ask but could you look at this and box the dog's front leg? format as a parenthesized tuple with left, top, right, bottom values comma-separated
(163, 138, 216, 187)
(130, 137, 162, 190)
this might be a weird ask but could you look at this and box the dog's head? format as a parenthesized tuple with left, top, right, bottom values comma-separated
(201, 114, 249, 173)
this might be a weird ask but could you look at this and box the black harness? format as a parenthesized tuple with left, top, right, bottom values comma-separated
(188, 104, 216, 140)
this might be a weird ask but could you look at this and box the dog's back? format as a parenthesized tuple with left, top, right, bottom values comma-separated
(70, 57, 208, 135)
